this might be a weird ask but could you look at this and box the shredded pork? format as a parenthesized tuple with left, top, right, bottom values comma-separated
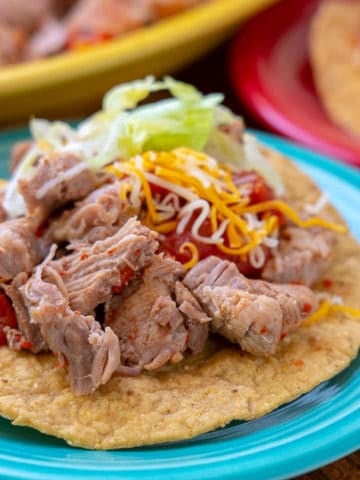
(105, 255, 210, 371)
(0, 218, 44, 281)
(184, 256, 318, 356)
(262, 225, 335, 286)
(45, 182, 134, 244)
(3, 273, 48, 353)
(18, 152, 97, 223)
(21, 268, 120, 395)
(46, 217, 158, 315)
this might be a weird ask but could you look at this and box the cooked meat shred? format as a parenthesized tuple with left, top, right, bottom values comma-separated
(152, 0, 206, 18)
(174, 281, 210, 354)
(18, 152, 97, 223)
(0, 218, 44, 281)
(20, 266, 121, 395)
(261, 225, 336, 286)
(3, 273, 48, 353)
(45, 182, 134, 244)
(105, 254, 210, 371)
(0, 0, 56, 33)
(184, 256, 318, 356)
(46, 217, 158, 315)
(65, 0, 152, 40)
(0, 0, 206, 65)
(3, 326, 28, 351)
(0, 23, 25, 65)
(25, 17, 67, 60)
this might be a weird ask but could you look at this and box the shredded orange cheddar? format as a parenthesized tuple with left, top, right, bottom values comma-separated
(243, 200, 346, 233)
(303, 301, 360, 326)
(179, 242, 199, 270)
(105, 148, 346, 265)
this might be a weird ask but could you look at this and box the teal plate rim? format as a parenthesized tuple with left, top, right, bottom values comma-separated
(0, 128, 359, 480)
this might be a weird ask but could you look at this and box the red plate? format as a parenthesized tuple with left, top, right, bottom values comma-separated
(228, 0, 360, 168)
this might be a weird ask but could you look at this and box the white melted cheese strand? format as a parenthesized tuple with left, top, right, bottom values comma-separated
(145, 172, 198, 202)
(249, 245, 266, 269)
(304, 192, 328, 215)
(105, 148, 345, 263)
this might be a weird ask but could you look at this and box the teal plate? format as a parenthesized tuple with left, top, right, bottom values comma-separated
(0, 129, 359, 480)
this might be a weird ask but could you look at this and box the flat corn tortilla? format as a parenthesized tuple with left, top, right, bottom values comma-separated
(0, 149, 359, 449)
(309, 0, 360, 136)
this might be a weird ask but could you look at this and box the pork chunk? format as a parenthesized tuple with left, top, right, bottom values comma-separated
(3, 272, 47, 353)
(0, 23, 25, 65)
(45, 182, 133, 244)
(65, 0, 152, 39)
(21, 270, 120, 395)
(0, 218, 44, 281)
(46, 217, 158, 315)
(0, 0, 56, 33)
(261, 225, 335, 286)
(18, 152, 97, 223)
(105, 255, 210, 371)
(184, 256, 318, 356)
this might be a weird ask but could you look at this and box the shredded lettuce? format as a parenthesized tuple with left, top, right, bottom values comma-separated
(3, 76, 283, 218)
(84, 76, 223, 168)
(4, 77, 222, 217)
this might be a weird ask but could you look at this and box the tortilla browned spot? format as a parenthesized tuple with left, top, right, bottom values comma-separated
(309, 0, 360, 136)
(0, 149, 359, 449)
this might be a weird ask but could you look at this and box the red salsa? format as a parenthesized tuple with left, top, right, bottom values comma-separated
(155, 171, 284, 276)
(0, 294, 17, 346)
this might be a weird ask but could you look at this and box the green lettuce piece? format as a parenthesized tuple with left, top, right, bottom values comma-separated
(3, 78, 282, 219)
(4, 77, 223, 218)
(85, 76, 223, 168)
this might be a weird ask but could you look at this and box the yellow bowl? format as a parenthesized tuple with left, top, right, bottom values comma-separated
(0, 0, 276, 126)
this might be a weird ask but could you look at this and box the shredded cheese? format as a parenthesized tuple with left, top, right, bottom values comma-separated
(105, 148, 346, 265)
(303, 301, 360, 326)
(304, 193, 329, 215)
(242, 200, 346, 233)
(179, 242, 199, 270)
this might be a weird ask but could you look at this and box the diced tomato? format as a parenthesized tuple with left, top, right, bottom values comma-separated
(149, 182, 186, 209)
(149, 182, 170, 199)
(158, 171, 281, 276)
(0, 294, 17, 346)
(112, 265, 136, 295)
(323, 278, 334, 288)
(294, 359, 305, 367)
(35, 221, 46, 238)
(119, 265, 135, 286)
(159, 217, 269, 277)
(232, 171, 274, 204)
(232, 171, 285, 226)
(19, 340, 33, 350)
(66, 30, 115, 50)
(302, 302, 313, 314)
